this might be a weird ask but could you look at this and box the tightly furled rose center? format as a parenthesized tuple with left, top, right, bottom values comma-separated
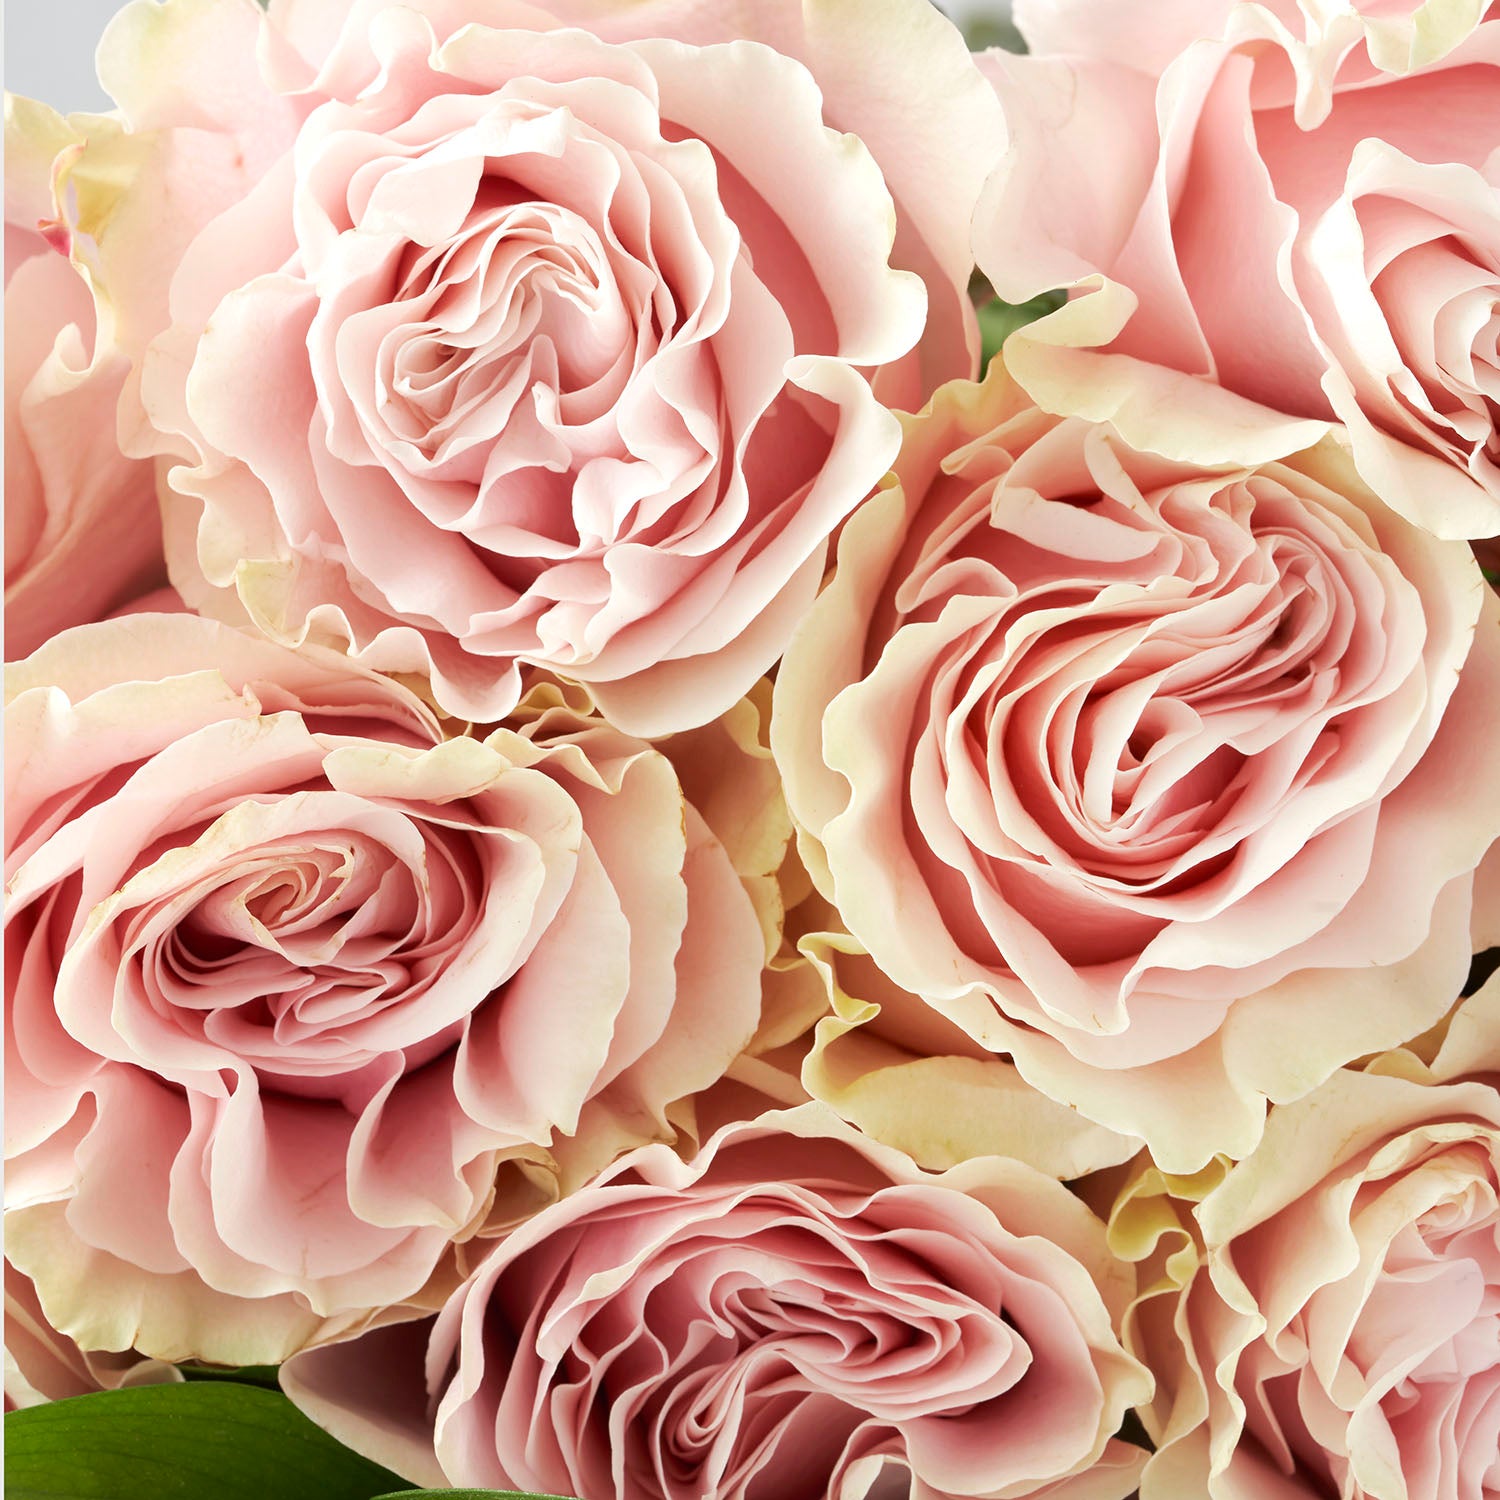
(966, 481, 1405, 907)
(368, 198, 626, 457)
(81, 780, 538, 1092)
(301, 88, 740, 580)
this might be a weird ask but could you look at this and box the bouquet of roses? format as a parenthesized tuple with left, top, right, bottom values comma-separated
(6, 1, 1499, 1497)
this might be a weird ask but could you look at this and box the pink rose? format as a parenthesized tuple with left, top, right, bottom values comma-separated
(4, 100, 164, 658)
(4, 612, 766, 1364)
(980, 0, 1500, 538)
(773, 358, 1500, 1169)
(1115, 971, 1500, 1500)
(284, 1105, 1151, 1500)
(69, 0, 999, 735)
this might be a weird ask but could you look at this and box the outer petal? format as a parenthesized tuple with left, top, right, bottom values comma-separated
(4, 99, 166, 653)
(979, 0, 1500, 537)
(3, 1261, 181, 1410)
(81, 0, 305, 436)
(798, 927, 1142, 1179)
(544, 0, 1004, 403)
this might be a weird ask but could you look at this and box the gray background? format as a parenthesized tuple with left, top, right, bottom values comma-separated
(5, 0, 1014, 112)
(6, 0, 123, 111)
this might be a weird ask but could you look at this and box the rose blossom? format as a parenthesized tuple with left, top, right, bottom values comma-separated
(773, 357, 1500, 1170)
(55, 0, 1000, 734)
(1110, 970, 1500, 1500)
(4, 98, 163, 658)
(980, 0, 1500, 539)
(282, 1105, 1152, 1500)
(4, 612, 767, 1365)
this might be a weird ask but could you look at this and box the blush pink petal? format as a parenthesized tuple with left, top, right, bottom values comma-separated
(90, 0, 310, 392)
(1124, 974, 1500, 1498)
(275, 0, 1000, 404)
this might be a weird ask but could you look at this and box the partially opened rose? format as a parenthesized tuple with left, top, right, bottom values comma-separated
(61, 0, 1000, 734)
(283, 1105, 1151, 1500)
(1116, 972, 1500, 1499)
(4, 612, 765, 1364)
(981, 0, 1500, 538)
(773, 357, 1500, 1169)
(4, 98, 163, 657)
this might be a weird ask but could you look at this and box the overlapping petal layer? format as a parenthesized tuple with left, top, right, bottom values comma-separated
(285, 1106, 1151, 1500)
(54, 0, 999, 733)
(4, 613, 766, 1363)
(3, 1262, 180, 1410)
(774, 359, 1500, 1167)
(4, 97, 164, 657)
(1113, 973, 1500, 1499)
(981, 0, 1500, 538)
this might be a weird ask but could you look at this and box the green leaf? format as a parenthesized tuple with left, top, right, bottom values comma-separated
(372, 1493, 580, 1499)
(176, 1362, 282, 1389)
(976, 289, 1068, 370)
(4, 1382, 406, 1500)
(963, 16, 1027, 52)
